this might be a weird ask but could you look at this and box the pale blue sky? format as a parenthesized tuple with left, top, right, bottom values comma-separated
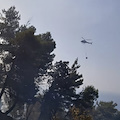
(0, 0, 120, 103)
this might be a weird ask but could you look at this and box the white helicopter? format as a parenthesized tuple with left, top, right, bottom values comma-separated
(81, 37, 92, 44)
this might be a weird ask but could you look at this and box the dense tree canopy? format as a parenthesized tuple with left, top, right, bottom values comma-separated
(0, 6, 20, 41)
(92, 101, 120, 120)
(1, 6, 118, 120)
(0, 6, 99, 120)
(0, 6, 55, 119)
(39, 59, 98, 120)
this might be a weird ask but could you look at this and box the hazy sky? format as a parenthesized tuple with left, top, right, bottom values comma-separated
(0, 0, 120, 102)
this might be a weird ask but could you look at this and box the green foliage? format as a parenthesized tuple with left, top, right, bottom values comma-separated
(0, 6, 99, 120)
(0, 27, 55, 103)
(39, 59, 98, 120)
(0, 6, 56, 119)
(80, 86, 98, 109)
(39, 59, 83, 120)
(70, 106, 92, 120)
(0, 6, 20, 41)
(92, 101, 120, 120)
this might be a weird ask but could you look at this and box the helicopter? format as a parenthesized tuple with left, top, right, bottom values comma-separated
(81, 37, 92, 59)
(81, 37, 92, 44)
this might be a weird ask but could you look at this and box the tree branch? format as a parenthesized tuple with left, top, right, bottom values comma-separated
(5, 97, 18, 115)
(0, 60, 15, 100)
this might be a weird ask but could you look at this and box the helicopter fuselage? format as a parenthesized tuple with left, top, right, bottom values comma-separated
(81, 40, 92, 44)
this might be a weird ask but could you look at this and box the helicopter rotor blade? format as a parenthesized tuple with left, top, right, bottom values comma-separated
(85, 39, 92, 41)
(81, 37, 85, 40)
